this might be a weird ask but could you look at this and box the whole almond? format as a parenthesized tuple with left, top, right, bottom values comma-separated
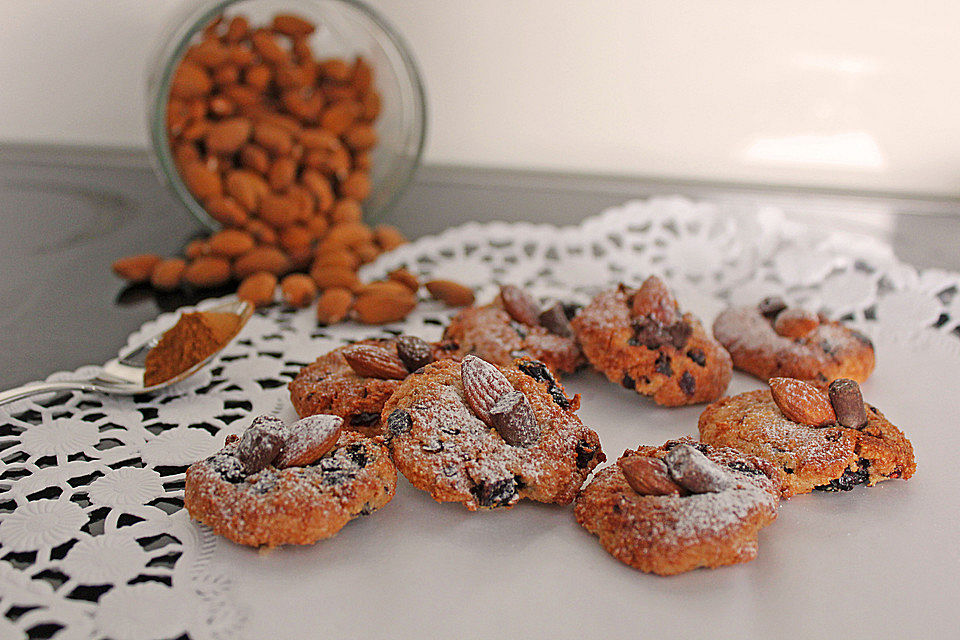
(330, 198, 363, 223)
(274, 414, 343, 468)
(258, 192, 299, 228)
(774, 308, 820, 339)
(280, 273, 318, 308)
(253, 122, 293, 155)
(301, 170, 335, 213)
(325, 221, 374, 247)
(205, 195, 249, 227)
(357, 280, 410, 298)
(183, 256, 231, 288)
(208, 229, 256, 258)
(311, 266, 361, 291)
(500, 285, 540, 325)
(341, 344, 408, 380)
(170, 61, 211, 99)
(344, 124, 377, 151)
(320, 101, 358, 134)
(374, 225, 406, 251)
(184, 239, 210, 260)
(233, 246, 291, 278)
(488, 390, 539, 447)
(239, 144, 270, 174)
(225, 170, 268, 212)
(181, 161, 222, 200)
(251, 30, 289, 65)
(769, 377, 837, 427)
(279, 225, 312, 253)
(225, 15, 249, 42)
(353, 242, 380, 264)
(319, 58, 351, 82)
(388, 268, 419, 292)
(312, 249, 359, 271)
(460, 355, 514, 425)
(316, 287, 353, 325)
(268, 156, 297, 191)
(300, 128, 339, 150)
(339, 171, 371, 201)
(426, 279, 475, 307)
(245, 64, 272, 91)
(112, 254, 162, 283)
(150, 258, 187, 291)
(632, 275, 679, 324)
(237, 271, 277, 307)
(204, 117, 252, 154)
(352, 289, 417, 324)
(618, 456, 686, 496)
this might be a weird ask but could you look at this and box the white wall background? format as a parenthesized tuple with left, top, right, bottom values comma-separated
(2, 1, 960, 195)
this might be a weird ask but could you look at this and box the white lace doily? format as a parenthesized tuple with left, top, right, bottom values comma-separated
(2, 197, 958, 640)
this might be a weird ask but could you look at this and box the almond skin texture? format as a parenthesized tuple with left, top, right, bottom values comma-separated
(272, 14, 316, 38)
(499, 284, 540, 325)
(205, 196, 248, 227)
(632, 275, 679, 324)
(425, 279, 475, 307)
(237, 271, 277, 307)
(352, 289, 417, 324)
(460, 355, 514, 426)
(374, 224, 406, 251)
(341, 344, 408, 380)
(112, 254, 162, 283)
(183, 256, 232, 288)
(208, 229, 256, 258)
(280, 273, 318, 308)
(311, 266, 361, 291)
(150, 258, 187, 291)
(774, 308, 820, 339)
(233, 246, 291, 279)
(387, 268, 419, 292)
(274, 414, 343, 468)
(316, 288, 353, 325)
(769, 377, 837, 427)
(204, 117, 252, 154)
(618, 456, 686, 496)
(181, 161, 222, 200)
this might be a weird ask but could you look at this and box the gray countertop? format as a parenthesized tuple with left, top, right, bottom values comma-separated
(2, 144, 959, 388)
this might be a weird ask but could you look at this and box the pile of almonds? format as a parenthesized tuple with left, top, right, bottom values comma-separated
(113, 12, 473, 324)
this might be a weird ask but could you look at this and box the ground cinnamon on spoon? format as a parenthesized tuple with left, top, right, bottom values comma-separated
(144, 311, 240, 386)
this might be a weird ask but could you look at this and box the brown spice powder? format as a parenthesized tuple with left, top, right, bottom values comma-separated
(143, 311, 240, 386)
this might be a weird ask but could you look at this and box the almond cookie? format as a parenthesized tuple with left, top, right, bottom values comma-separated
(575, 439, 782, 575)
(571, 277, 732, 406)
(289, 336, 457, 436)
(698, 378, 915, 497)
(184, 415, 397, 547)
(381, 355, 604, 510)
(441, 285, 584, 375)
(712, 297, 875, 386)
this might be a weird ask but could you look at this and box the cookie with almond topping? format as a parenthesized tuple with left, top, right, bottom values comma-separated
(575, 438, 782, 575)
(712, 297, 875, 386)
(571, 277, 732, 406)
(441, 285, 584, 376)
(289, 336, 457, 436)
(381, 355, 604, 510)
(184, 415, 397, 547)
(697, 378, 915, 497)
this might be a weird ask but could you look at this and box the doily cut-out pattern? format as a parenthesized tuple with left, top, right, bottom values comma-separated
(2, 197, 958, 639)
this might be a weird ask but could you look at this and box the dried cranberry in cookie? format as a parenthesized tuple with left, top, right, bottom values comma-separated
(698, 379, 915, 497)
(575, 439, 782, 576)
(441, 285, 584, 376)
(185, 417, 397, 547)
(571, 277, 732, 406)
(381, 357, 604, 510)
(712, 299, 875, 386)
(289, 336, 455, 436)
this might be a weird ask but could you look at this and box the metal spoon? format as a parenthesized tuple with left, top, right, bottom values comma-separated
(0, 299, 253, 407)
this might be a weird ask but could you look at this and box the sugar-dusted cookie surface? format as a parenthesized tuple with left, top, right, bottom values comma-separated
(382, 356, 604, 510)
(698, 379, 915, 497)
(575, 439, 782, 576)
(712, 297, 875, 386)
(442, 285, 584, 376)
(571, 277, 732, 406)
(185, 416, 397, 547)
(289, 336, 456, 436)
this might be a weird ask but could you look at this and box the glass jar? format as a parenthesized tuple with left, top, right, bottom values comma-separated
(145, 0, 427, 230)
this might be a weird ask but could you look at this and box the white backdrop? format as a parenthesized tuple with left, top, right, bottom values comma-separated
(2, 0, 960, 195)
